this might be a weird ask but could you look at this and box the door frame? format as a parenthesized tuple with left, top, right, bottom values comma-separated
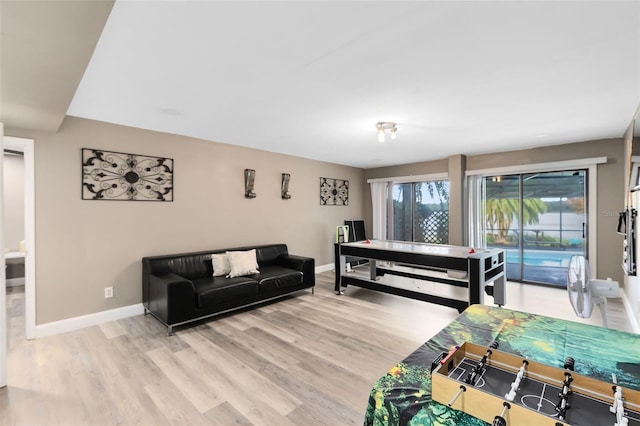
(1, 123, 6, 387)
(3, 136, 36, 340)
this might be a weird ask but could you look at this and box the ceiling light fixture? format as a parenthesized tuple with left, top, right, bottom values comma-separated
(376, 122, 398, 142)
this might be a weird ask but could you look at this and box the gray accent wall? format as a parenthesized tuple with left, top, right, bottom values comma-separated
(5, 116, 633, 327)
(9, 116, 365, 325)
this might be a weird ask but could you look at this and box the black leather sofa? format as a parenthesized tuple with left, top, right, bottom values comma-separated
(142, 243, 315, 334)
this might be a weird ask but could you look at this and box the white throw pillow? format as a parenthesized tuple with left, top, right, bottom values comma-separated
(211, 253, 231, 277)
(226, 249, 259, 278)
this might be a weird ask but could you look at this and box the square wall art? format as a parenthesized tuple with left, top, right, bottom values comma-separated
(320, 177, 349, 206)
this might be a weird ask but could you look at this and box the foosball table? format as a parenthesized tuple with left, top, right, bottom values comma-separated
(432, 342, 640, 426)
(364, 305, 640, 426)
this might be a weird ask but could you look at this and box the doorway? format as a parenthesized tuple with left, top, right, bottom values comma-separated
(3, 136, 35, 338)
(483, 170, 587, 287)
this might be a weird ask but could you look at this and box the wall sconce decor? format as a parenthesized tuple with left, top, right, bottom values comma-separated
(81, 148, 173, 201)
(244, 169, 256, 198)
(320, 177, 349, 206)
(281, 173, 291, 199)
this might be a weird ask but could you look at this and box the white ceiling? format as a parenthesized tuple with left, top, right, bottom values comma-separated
(66, 1, 640, 169)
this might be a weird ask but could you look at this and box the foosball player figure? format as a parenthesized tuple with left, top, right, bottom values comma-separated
(610, 373, 629, 426)
(464, 340, 498, 386)
(554, 357, 575, 421)
(505, 359, 529, 401)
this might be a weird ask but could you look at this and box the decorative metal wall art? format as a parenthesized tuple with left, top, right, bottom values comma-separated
(281, 173, 291, 199)
(320, 177, 349, 206)
(244, 169, 256, 198)
(82, 148, 173, 201)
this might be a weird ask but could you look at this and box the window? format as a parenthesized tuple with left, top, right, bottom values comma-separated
(392, 180, 449, 243)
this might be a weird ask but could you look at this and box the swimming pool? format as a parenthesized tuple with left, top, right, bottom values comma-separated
(505, 249, 584, 268)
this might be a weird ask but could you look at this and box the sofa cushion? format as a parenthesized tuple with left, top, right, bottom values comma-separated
(256, 265, 303, 292)
(255, 244, 288, 267)
(164, 254, 212, 280)
(226, 249, 259, 278)
(194, 276, 259, 308)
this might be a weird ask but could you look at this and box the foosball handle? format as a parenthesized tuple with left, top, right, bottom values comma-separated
(564, 357, 575, 371)
(492, 402, 510, 426)
(447, 385, 466, 407)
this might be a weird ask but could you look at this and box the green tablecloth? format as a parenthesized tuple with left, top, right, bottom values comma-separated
(364, 304, 640, 426)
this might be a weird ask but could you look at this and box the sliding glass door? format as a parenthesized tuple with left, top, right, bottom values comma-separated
(484, 175, 521, 279)
(484, 170, 586, 287)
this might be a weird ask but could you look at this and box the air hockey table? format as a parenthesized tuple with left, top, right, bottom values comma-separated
(334, 240, 506, 312)
(364, 304, 640, 426)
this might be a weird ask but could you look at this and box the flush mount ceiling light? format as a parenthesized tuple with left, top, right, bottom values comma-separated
(376, 122, 398, 142)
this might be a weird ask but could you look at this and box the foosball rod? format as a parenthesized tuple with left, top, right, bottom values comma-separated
(447, 385, 466, 407)
(555, 372, 573, 420)
(555, 358, 575, 420)
(492, 401, 511, 426)
(505, 359, 528, 401)
(464, 340, 499, 385)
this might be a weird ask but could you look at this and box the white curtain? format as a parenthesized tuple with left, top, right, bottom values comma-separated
(370, 181, 388, 240)
(467, 175, 486, 249)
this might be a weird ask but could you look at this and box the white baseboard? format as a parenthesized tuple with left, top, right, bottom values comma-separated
(621, 291, 640, 334)
(35, 303, 145, 339)
(32, 264, 335, 339)
(315, 263, 334, 274)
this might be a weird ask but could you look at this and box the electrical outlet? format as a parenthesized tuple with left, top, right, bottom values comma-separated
(104, 286, 114, 299)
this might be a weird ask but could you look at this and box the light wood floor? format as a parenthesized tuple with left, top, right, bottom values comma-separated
(1, 272, 633, 425)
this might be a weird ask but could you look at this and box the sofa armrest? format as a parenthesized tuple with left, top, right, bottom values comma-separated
(277, 254, 315, 287)
(147, 273, 197, 325)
